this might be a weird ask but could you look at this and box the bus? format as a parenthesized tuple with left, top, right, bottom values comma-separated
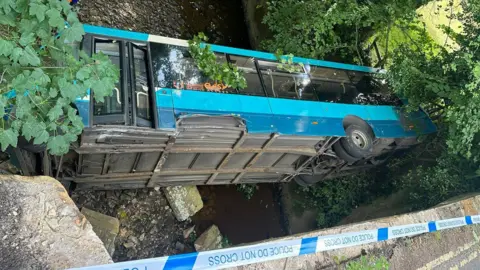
(52, 24, 435, 189)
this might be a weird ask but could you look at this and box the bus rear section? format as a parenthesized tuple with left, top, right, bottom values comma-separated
(63, 25, 437, 189)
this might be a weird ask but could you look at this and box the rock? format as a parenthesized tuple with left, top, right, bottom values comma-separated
(128, 235, 139, 246)
(81, 207, 120, 256)
(123, 242, 135, 249)
(175, 241, 185, 251)
(183, 225, 196, 239)
(164, 186, 203, 222)
(194, 225, 223, 252)
(0, 175, 111, 269)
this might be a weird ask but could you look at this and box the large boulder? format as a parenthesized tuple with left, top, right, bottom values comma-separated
(0, 175, 112, 269)
(164, 186, 203, 221)
(194, 225, 223, 251)
(81, 207, 120, 256)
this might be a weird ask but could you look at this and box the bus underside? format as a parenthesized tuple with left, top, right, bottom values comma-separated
(51, 115, 413, 190)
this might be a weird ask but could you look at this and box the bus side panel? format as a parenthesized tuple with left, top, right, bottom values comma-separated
(268, 98, 346, 136)
(366, 106, 436, 138)
(170, 90, 275, 133)
(155, 88, 176, 130)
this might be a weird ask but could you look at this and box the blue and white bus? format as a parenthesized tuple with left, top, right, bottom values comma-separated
(66, 25, 436, 189)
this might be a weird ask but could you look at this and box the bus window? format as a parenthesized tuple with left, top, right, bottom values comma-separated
(227, 55, 265, 96)
(307, 65, 351, 84)
(150, 43, 235, 94)
(257, 60, 316, 101)
(93, 40, 123, 117)
(132, 45, 152, 124)
(305, 79, 358, 103)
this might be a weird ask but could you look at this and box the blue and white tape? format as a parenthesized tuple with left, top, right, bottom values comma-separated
(73, 215, 480, 270)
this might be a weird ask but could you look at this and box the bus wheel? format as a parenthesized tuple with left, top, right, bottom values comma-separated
(340, 124, 375, 158)
(333, 140, 359, 163)
(294, 174, 324, 186)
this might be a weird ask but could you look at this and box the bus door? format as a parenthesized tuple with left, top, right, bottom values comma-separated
(89, 36, 155, 128)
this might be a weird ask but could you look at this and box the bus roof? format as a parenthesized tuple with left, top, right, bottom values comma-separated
(83, 24, 384, 74)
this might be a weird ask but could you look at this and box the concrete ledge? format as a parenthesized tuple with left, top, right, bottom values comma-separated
(229, 193, 480, 269)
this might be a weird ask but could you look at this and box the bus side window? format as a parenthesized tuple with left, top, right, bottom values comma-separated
(258, 60, 317, 101)
(228, 55, 266, 96)
(93, 40, 123, 117)
(306, 79, 358, 103)
(150, 43, 236, 93)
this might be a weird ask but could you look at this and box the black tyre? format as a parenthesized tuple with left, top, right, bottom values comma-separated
(294, 174, 324, 186)
(340, 124, 374, 158)
(333, 140, 359, 163)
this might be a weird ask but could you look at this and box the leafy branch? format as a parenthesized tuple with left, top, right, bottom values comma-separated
(188, 33, 247, 89)
(0, 0, 119, 155)
(274, 49, 304, 73)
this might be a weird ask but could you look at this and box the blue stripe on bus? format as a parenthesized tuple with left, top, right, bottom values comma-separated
(208, 44, 380, 74)
(159, 89, 434, 138)
(83, 24, 149, 41)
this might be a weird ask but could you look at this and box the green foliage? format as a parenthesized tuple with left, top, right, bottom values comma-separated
(262, 0, 420, 61)
(394, 153, 480, 210)
(274, 49, 304, 73)
(295, 173, 382, 228)
(188, 33, 247, 89)
(346, 255, 389, 270)
(0, 0, 119, 155)
(387, 0, 480, 162)
(236, 184, 257, 200)
(221, 236, 232, 248)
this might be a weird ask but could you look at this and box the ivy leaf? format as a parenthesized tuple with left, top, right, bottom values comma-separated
(29, 2, 48, 22)
(31, 68, 51, 86)
(15, 95, 32, 119)
(22, 118, 47, 141)
(10, 47, 23, 63)
(0, 12, 15, 26)
(0, 0, 15, 14)
(19, 46, 40, 66)
(0, 128, 18, 151)
(11, 120, 23, 132)
(91, 78, 115, 102)
(67, 106, 77, 122)
(47, 135, 70, 156)
(49, 88, 58, 98)
(76, 66, 91, 81)
(19, 32, 35, 47)
(33, 130, 49, 145)
(0, 39, 14, 57)
(46, 8, 64, 29)
(66, 11, 79, 24)
(64, 22, 84, 42)
(47, 105, 63, 121)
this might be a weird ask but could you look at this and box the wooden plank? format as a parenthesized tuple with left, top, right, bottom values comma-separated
(244, 134, 278, 169)
(231, 172, 245, 184)
(147, 137, 176, 187)
(101, 154, 110, 175)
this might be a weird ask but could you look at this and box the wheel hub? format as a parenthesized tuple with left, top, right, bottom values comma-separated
(351, 130, 368, 149)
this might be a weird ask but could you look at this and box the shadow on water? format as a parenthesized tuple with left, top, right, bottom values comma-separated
(193, 184, 287, 245)
(179, 0, 251, 48)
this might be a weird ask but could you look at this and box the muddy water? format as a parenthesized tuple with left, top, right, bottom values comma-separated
(78, 0, 250, 47)
(194, 185, 287, 245)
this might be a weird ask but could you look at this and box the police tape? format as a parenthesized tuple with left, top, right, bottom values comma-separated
(72, 215, 480, 270)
